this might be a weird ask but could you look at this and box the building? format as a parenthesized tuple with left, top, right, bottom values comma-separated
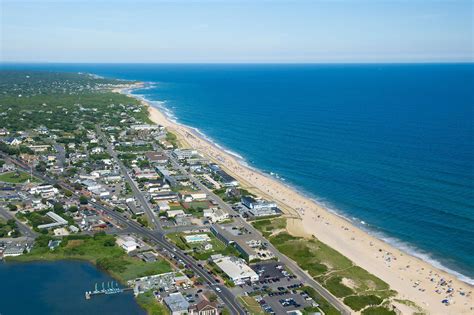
(116, 236, 139, 253)
(37, 211, 68, 229)
(145, 151, 168, 164)
(132, 168, 159, 180)
(241, 196, 280, 217)
(203, 208, 229, 223)
(166, 209, 185, 218)
(157, 201, 170, 212)
(212, 255, 259, 285)
(209, 164, 238, 187)
(164, 292, 190, 315)
(29, 184, 59, 198)
(211, 224, 274, 261)
(172, 149, 197, 160)
(189, 300, 218, 315)
(131, 124, 161, 131)
(179, 191, 207, 202)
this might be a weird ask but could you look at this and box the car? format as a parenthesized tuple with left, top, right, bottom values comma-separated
(215, 287, 221, 292)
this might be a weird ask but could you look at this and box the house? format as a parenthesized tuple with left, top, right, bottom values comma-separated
(189, 300, 218, 315)
(179, 191, 207, 202)
(48, 239, 62, 250)
(164, 292, 190, 315)
(3, 137, 22, 146)
(0, 128, 10, 136)
(91, 147, 104, 154)
(166, 209, 185, 218)
(203, 208, 229, 223)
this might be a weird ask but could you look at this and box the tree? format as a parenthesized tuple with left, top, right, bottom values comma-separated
(7, 203, 18, 211)
(68, 206, 78, 213)
(79, 196, 88, 205)
(64, 190, 73, 197)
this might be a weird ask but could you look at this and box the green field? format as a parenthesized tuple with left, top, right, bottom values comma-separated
(253, 218, 402, 312)
(251, 218, 287, 237)
(239, 296, 264, 315)
(0, 171, 38, 183)
(9, 233, 172, 282)
(136, 291, 170, 315)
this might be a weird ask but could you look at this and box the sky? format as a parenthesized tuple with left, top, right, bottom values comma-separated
(1, 0, 473, 63)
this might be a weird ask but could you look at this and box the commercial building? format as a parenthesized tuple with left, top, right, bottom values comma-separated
(211, 224, 274, 261)
(212, 255, 259, 285)
(241, 196, 280, 217)
(172, 149, 197, 160)
(145, 151, 168, 164)
(116, 236, 139, 253)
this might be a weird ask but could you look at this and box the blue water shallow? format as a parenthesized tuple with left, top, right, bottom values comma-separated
(1, 63, 473, 283)
(0, 261, 144, 315)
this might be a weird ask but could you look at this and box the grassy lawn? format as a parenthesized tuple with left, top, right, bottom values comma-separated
(0, 171, 38, 183)
(136, 290, 169, 315)
(343, 295, 383, 311)
(251, 218, 287, 238)
(253, 217, 402, 312)
(167, 232, 236, 260)
(301, 286, 340, 315)
(9, 233, 172, 283)
(239, 296, 264, 315)
(362, 306, 396, 315)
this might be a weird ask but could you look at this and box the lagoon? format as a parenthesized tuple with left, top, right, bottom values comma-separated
(0, 260, 145, 315)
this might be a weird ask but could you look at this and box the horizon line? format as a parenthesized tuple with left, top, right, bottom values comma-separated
(2, 60, 473, 65)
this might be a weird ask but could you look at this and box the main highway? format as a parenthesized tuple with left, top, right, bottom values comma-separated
(166, 152, 351, 315)
(0, 153, 246, 315)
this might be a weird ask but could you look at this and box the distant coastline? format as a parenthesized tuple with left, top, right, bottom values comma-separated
(118, 81, 473, 315)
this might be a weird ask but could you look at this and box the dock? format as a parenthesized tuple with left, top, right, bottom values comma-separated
(85, 281, 131, 299)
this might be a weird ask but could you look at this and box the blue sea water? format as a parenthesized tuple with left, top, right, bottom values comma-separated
(1, 63, 473, 284)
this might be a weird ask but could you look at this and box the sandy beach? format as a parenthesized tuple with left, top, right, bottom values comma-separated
(121, 85, 473, 314)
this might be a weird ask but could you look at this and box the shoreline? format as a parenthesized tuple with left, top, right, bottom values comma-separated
(120, 83, 473, 314)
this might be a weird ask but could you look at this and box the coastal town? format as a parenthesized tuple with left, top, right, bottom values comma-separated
(0, 71, 471, 315)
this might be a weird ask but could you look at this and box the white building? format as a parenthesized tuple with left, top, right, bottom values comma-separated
(116, 236, 139, 253)
(166, 210, 185, 218)
(212, 255, 259, 285)
(203, 208, 229, 223)
(172, 149, 197, 160)
(37, 211, 68, 229)
(29, 184, 59, 198)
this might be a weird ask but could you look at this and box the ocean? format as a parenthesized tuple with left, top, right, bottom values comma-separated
(1, 63, 473, 284)
(0, 261, 144, 315)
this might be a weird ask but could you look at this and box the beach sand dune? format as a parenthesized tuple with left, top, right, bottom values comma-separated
(122, 86, 473, 314)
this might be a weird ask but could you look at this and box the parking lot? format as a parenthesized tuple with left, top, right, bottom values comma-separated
(263, 292, 312, 314)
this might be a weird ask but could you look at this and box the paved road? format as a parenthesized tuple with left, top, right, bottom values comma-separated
(166, 153, 350, 315)
(2, 153, 246, 315)
(96, 127, 160, 231)
(0, 206, 37, 239)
